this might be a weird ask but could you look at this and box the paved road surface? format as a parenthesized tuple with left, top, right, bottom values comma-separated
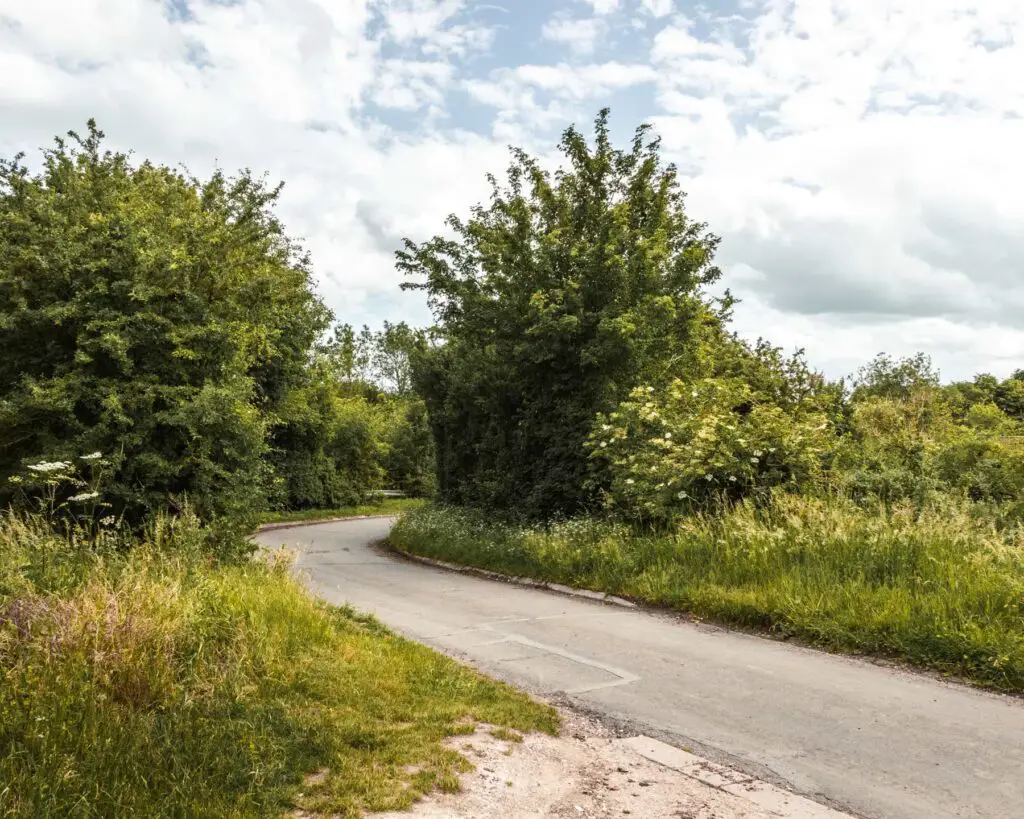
(256, 518, 1024, 819)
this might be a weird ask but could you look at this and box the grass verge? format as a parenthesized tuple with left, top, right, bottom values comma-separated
(259, 497, 425, 525)
(0, 513, 556, 818)
(390, 496, 1024, 692)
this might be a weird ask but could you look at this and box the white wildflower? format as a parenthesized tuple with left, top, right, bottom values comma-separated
(677, 491, 688, 499)
(664, 432, 672, 439)
(600, 441, 608, 448)
(750, 457, 759, 464)
(753, 450, 763, 457)
(705, 473, 713, 481)
(729, 476, 737, 482)
(27, 461, 71, 473)
(69, 491, 99, 502)
(625, 479, 635, 485)
(80, 452, 103, 461)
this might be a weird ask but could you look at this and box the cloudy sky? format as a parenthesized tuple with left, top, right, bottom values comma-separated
(2, 0, 1023, 381)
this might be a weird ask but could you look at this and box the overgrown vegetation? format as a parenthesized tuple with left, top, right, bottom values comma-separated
(0, 124, 461, 815)
(0, 122, 435, 537)
(0, 512, 556, 817)
(399, 110, 725, 518)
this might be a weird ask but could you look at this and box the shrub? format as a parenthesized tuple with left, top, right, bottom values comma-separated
(0, 122, 329, 531)
(588, 377, 832, 523)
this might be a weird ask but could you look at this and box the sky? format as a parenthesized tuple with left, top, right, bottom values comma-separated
(1, 0, 1023, 382)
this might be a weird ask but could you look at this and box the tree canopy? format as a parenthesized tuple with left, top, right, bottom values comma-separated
(0, 121, 329, 528)
(399, 110, 726, 518)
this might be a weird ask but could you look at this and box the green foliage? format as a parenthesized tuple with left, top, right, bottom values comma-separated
(391, 498, 1024, 692)
(852, 352, 940, 401)
(586, 336, 844, 522)
(834, 385, 1024, 507)
(400, 110, 724, 519)
(268, 375, 386, 511)
(336, 320, 426, 396)
(268, 323, 436, 511)
(590, 377, 832, 522)
(0, 513, 557, 817)
(945, 370, 1024, 422)
(381, 398, 438, 498)
(0, 121, 329, 530)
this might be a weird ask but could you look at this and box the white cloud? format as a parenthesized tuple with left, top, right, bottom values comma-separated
(582, 0, 620, 14)
(640, 0, 674, 17)
(541, 15, 607, 56)
(642, 0, 1024, 379)
(1, 0, 1023, 380)
(465, 61, 656, 141)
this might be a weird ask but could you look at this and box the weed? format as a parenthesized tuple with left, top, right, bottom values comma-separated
(0, 512, 557, 817)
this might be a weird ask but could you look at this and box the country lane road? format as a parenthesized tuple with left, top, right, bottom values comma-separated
(256, 517, 1024, 819)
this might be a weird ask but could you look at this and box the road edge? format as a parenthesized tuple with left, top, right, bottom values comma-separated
(256, 514, 397, 533)
(386, 542, 639, 610)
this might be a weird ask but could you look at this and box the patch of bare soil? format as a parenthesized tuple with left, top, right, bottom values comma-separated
(371, 709, 781, 819)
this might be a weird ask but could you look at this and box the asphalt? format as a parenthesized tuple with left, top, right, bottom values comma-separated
(256, 517, 1024, 819)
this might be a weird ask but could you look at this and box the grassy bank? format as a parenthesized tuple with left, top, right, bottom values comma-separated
(0, 513, 556, 818)
(259, 497, 425, 525)
(390, 496, 1024, 692)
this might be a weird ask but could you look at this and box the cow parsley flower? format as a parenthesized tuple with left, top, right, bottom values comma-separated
(27, 461, 71, 473)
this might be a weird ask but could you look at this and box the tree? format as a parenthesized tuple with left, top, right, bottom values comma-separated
(0, 122, 329, 529)
(399, 109, 724, 518)
(851, 352, 940, 402)
(331, 321, 425, 395)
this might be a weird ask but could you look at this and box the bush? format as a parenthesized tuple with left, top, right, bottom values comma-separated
(835, 388, 1024, 506)
(589, 377, 832, 523)
(0, 122, 329, 531)
(400, 109, 724, 519)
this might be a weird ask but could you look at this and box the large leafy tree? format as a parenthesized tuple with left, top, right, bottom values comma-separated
(399, 110, 725, 518)
(0, 122, 329, 527)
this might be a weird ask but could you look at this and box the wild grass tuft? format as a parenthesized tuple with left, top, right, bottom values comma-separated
(0, 511, 556, 817)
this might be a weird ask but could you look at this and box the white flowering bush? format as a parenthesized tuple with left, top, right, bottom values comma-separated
(587, 377, 833, 522)
(7, 452, 116, 531)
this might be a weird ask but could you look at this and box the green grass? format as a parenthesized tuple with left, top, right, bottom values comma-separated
(259, 497, 425, 525)
(0, 513, 557, 818)
(390, 495, 1024, 692)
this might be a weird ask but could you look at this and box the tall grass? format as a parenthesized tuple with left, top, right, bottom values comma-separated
(0, 512, 556, 817)
(390, 495, 1024, 691)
